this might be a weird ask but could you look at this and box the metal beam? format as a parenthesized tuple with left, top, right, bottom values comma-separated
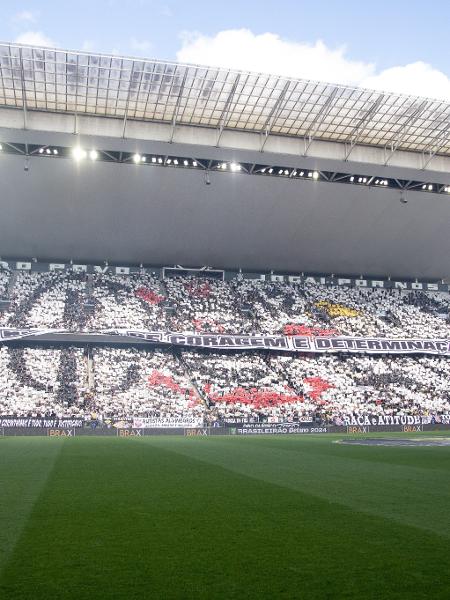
(383, 100, 429, 165)
(303, 87, 339, 155)
(216, 74, 241, 147)
(259, 80, 291, 152)
(421, 120, 450, 169)
(344, 95, 384, 160)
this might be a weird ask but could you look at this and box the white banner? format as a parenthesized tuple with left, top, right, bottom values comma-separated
(132, 417, 204, 429)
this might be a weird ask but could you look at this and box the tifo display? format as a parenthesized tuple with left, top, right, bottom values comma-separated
(0, 268, 450, 425)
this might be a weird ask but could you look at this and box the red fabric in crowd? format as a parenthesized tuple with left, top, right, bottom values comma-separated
(283, 324, 338, 337)
(135, 287, 165, 305)
(148, 370, 195, 399)
(207, 387, 305, 409)
(303, 377, 334, 400)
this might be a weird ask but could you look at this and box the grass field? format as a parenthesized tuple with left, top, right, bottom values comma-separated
(1, 434, 450, 599)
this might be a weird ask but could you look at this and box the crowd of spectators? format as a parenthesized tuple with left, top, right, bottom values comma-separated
(0, 345, 449, 422)
(92, 347, 204, 421)
(0, 346, 88, 417)
(0, 271, 449, 338)
(0, 270, 449, 423)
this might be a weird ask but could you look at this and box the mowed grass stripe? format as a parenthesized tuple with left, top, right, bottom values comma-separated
(142, 435, 450, 538)
(0, 437, 64, 572)
(0, 437, 449, 599)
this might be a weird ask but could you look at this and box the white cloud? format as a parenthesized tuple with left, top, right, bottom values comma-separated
(176, 29, 450, 101)
(12, 10, 37, 24)
(361, 62, 450, 101)
(177, 29, 374, 87)
(15, 31, 56, 48)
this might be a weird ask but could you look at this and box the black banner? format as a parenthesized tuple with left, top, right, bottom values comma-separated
(2, 328, 449, 356)
(0, 416, 84, 428)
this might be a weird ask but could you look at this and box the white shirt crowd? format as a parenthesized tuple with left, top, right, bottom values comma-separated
(0, 269, 449, 422)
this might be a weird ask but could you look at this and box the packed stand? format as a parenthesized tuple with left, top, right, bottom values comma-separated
(165, 277, 254, 334)
(92, 347, 205, 422)
(182, 350, 313, 423)
(85, 273, 169, 332)
(0, 346, 88, 417)
(236, 279, 450, 338)
(0, 271, 87, 329)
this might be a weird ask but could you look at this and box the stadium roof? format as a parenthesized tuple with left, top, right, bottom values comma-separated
(1, 41, 450, 163)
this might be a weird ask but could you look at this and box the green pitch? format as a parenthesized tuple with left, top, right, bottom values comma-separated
(1, 434, 450, 599)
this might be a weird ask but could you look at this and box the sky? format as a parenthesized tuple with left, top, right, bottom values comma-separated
(2, 0, 450, 100)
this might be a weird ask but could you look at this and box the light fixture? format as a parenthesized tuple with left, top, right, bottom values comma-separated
(284, 170, 289, 176)
(141, 156, 146, 162)
(268, 168, 273, 174)
(261, 168, 266, 173)
(133, 153, 142, 163)
(89, 149, 98, 161)
(428, 184, 433, 191)
(299, 171, 304, 177)
(39, 147, 44, 154)
(173, 159, 179, 165)
(308, 172, 313, 178)
(46, 148, 51, 154)
(312, 171, 319, 180)
(73, 147, 87, 161)
(151, 157, 157, 163)
(158, 158, 163, 164)
(230, 163, 241, 172)
(422, 184, 427, 190)
(183, 160, 188, 166)
(350, 176, 354, 182)
(53, 149, 58, 155)
(166, 158, 172, 164)
(192, 161, 197, 167)
(278, 169, 284, 175)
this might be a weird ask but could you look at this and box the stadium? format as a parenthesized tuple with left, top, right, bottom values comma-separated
(1, 41, 450, 598)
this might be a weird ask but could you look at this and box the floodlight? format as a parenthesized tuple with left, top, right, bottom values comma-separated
(151, 157, 157, 163)
(73, 147, 87, 161)
(174, 159, 179, 165)
(278, 169, 284, 175)
(158, 158, 163, 164)
(268, 168, 273, 174)
(89, 150, 98, 161)
(133, 153, 142, 163)
(184, 160, 188, 166)
(53, 149, 58, 155)
(192, 161, 197, 167)
(39, 147, 44, 154)
(428, 184, 433, 191)
(350, 176, 354, 182)
(312, 171, 319, 180)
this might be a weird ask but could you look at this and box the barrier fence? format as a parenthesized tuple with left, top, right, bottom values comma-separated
(1, 423, 449, 437)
